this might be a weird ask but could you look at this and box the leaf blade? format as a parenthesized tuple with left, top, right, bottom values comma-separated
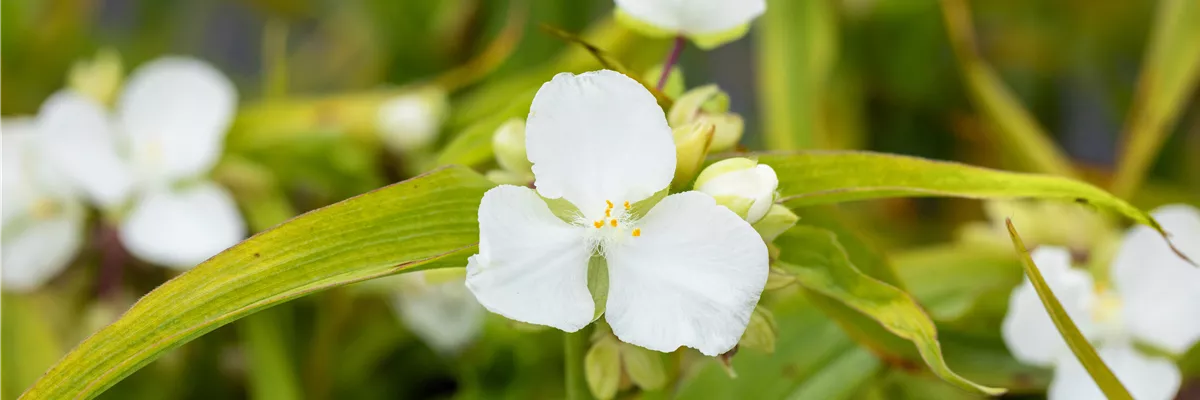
(1003, 220, 1133, 400)
(21, 166, 493, 400)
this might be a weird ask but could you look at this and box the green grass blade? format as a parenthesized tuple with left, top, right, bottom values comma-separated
(775, 226, 1005, 395)
(754, 0, 836, 150)
(1110, 0, 1200, 198)
(1003, 220, 1133, 400)
(20, 166, 493, 399)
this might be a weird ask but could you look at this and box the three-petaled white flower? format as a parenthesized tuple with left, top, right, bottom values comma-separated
(464, 70, 769, 356)
(1002, 204, 1200, 400)
(38, 57, 245, 269)
(614, 0, 767, 49)
(1, 119, 87, 291)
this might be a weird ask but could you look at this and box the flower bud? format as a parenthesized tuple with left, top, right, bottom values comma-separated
(753, 205, 799, 242)
(668, 85, 742, 152)
(585, 336, 621, 400)
(672, 120, 715, 188)
(738, 306, 778, 353)
(376, 86, 448, 153)
(694, 158, 778, 223)
(643, 64, 685, 99)
(620, 342, 667, 390)
(492, 118, 532, 175)
(68, 48, 123, 106)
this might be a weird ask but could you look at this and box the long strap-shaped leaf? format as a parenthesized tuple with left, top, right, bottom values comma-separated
(21, 166, 494, 400)
(1004, 220, 1133, 400)
(757, 151, 1189, 261)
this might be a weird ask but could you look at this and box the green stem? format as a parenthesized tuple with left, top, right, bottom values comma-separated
(564, 327, 593, 400)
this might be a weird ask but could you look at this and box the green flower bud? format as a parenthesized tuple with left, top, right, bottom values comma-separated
(68, 48, 123, 106)
(620, 342, 667, 391)
(738, 306, 778, 353)
(753, 205, 799, 243)
(698, 113, 744, 152)
(492, 118, 532, 175)
(585, 336, 622, 400)
(668, 85, 742, 152)
(376, 86, 448, 153)
(694, 158, 779, 223)
(643, 64, 685, 99)
(672, 120, 715, 188)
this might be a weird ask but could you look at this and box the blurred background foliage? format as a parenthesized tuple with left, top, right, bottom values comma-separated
(2, 0, 1198, 399)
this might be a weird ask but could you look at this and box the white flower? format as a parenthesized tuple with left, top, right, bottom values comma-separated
(40, 57, 246, 269)
(693, 158, 778, 224)
(1002, 205, 1200, 400)
(391, 271, 485, 354)
(464, 70, 769, 356)
(614, 0, 766, 49)
(1, 119, 86, 291)
(376, 86, 448, 153)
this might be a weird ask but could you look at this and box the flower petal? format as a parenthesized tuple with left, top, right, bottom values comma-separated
(1, 206, 85, 292)
(392, 273, 485, 354)
(118, 57, 236, 183)
(119, 182, 245, 269)
(1111, 204, 1200, 354)
(614, 0, 766, 35)
(604, 191, 768, 356)
(37, 91, 135, 208)
(1001, 246, 1097, 367)
(464, 185, 594, 332)
(1048, 344, 1181, 400)
(525, 70, 675, 220)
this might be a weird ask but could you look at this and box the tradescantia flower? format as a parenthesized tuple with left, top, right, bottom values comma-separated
(391, 270, 485, 354)
(1002, 204, 1200, 400)
(465, 70, 769, 356)
(614, 0, 767, 49)
(39, 57, 245, 269)
(1, 119, 87, 291)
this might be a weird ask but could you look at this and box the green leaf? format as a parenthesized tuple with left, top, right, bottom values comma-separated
(775, 226, 1005, 396)
(754, 0, 837, 150)
(1003, 220, 1133, 400)
(21, 166, 494, 400)
(2, 294, 64, 400)
(758, 151, 1187, 258)
(1110, 0, 1200, 198)
(241, 307, 301, 400)
(437, 89, 535, 167)
(939, 0, 1076, 177)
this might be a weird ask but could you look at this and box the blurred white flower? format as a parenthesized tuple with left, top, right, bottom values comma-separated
(41, 57, 245, 269)
(391, 271, 485, 354)
(1, 119, 86, 291)
(1002, 204, 1200, 400)
(614, 0, 766, 49)
(465, 70, 769, 356)
(376, 86, 448, 153)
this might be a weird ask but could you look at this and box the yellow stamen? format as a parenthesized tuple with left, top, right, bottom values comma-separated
(632, 229, 641, 237)
(623, 201, 630, 210)
(593, 220, 604, 229)
(606, 200, 613, 209)
(605, 209, 611, 217)
(610, 219, 618, 227)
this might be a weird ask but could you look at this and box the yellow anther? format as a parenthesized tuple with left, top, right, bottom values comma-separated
(605, 209, 611, 217)
(610, 219, 618, 227)
(594, 220, 604, 229)
(632, 228, 641, 237)
(606, 200, 614, 209)
(623, 201, 630, 210)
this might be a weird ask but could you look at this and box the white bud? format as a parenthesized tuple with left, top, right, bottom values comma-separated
(694, 158, 778, 223)
(492, 118, 532, 175)
(376, 86, 448, 153)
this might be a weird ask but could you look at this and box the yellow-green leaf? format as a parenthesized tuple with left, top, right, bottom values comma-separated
(755, 0, 837, 150)
(1003, 220, 1133, 400)
(20, 166, 493, 399)
(775, 226, 1005, 396)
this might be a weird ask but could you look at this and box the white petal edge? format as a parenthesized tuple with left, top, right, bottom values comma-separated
(1111, 204, 1200, 354)
(525, 70, 675, 221)
(117, 57, 236, 184)
(37, 91, 136, 208)
(119, 181, 246, 269)
(1, 206, 86, 292)
(464, 185, 595, 332)
(1048, 344, 1181, 400)
(696, 164, 778, 223)
(604, 191, 768, 356)
(614, 0, 766, 35)
(1001, 246, 1097, 367)
(392, 274, 485, 354)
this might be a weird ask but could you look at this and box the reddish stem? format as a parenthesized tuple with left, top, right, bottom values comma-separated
(656, 36, 686, 91)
